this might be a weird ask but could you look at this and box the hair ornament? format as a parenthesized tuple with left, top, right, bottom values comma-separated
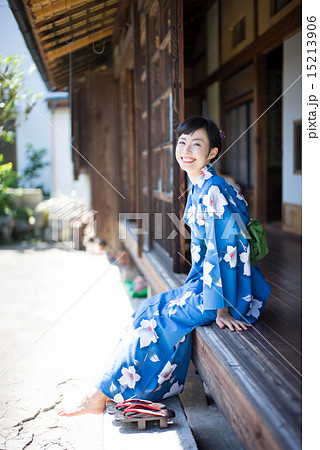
(220, 129, 226, 141)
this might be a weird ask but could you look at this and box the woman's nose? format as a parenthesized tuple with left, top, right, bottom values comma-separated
(182, 142, 192, 153)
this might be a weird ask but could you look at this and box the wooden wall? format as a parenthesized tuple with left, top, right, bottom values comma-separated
(89, 71, 120, 251)
(72, 70, 120, 252)
(282, 203, 302, 235)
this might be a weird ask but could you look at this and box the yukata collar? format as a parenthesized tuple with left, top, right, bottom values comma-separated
(193, 163, 217, 188)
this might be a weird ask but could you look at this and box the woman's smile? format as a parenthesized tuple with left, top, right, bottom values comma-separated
(180, 156, 196, 163)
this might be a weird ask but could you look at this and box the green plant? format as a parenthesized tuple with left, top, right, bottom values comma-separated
(13, 205, 34, 221)
(0, 54, 42, 147)
(0, 153, 21, 216)
(20, 144, 49, 188)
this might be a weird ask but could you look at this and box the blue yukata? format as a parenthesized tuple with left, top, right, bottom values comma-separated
(95, 164, 271, 403)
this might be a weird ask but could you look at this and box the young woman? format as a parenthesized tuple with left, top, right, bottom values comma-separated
(56, 116, 270, 416)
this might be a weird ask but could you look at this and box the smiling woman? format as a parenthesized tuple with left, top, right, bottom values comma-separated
(175, 116, 221, 184)
(55, 116, 271, 418)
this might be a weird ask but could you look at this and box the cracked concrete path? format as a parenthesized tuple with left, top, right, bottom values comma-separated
(0, 242, 197, 450)
(0, 242, 139, 449)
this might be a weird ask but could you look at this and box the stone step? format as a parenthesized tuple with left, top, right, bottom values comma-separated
(180, 368, 242, 450)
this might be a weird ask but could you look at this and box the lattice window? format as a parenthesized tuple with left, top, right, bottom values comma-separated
(271, 0, 293, 16)
(132, 0, 186, 271)
(233, 17, 246, 48)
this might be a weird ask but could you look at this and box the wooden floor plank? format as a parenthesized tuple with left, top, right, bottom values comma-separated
(264, 294, 302, 317)
(260, 265, 302, 298)
(264, 282, 302, 307)
(259, 307, 302, 351)
(263, 247, 301, 267)
(239, 326, 302, 389)
(260, 259, 302, 292)
(265, 294, 302, 331)
(252, 324, 301, 373)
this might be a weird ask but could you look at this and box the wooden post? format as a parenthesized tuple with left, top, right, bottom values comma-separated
(171, 0, 186, 273)
(145, 12, 153, 251)
(115, 78, 125, 216)
(133, 0, 143, 257)
(253, 53, 268, 221)
(71, 83, 80, 180)
(127, 69, 136, 214)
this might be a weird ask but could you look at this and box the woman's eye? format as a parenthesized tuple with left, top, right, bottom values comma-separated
(193, 143, 200, 147)
(178, 141, 185, 145)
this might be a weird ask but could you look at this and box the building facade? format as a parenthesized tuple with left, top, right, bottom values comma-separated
(9, 0, 302, 273)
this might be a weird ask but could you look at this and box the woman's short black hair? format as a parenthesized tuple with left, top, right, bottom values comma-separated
(177, 116, 222, 161)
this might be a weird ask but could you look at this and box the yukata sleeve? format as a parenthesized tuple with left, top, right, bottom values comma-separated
(201, 184, 247, 311)
(201, 211, 226, 311)
(190, 230, 207, 271)
(183, 225, 207, 285)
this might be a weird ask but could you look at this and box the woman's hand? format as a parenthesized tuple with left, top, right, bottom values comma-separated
(216, 307, 251, 332)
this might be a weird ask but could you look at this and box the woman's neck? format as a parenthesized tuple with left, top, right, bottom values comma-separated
(189, 164, 210, 185)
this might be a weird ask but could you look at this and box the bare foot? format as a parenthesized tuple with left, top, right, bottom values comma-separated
(55, 388, 112, 417)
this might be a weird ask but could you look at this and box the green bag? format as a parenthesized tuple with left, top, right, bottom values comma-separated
(123, 280, 148, 298)
(247, 219, 269, 266)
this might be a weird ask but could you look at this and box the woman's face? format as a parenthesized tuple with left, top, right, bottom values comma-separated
(175, 127, 217, 184)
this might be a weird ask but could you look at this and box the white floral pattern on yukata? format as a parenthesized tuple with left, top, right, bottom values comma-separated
(95, 164, 271, 403)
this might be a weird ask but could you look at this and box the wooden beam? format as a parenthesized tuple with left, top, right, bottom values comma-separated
(50, 60, 108, 88)
(223, 91, 254, 111)
(42, 19, 114, 48)
(46, 28, 113, 61)
(31, 0, 91, 18)
(37, 3, 117, 29)
(21, 0, 56, 88)
(31, 0, 117, 22)
(40, 10, 116, 40)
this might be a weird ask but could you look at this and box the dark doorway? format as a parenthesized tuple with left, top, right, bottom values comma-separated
(266, 45, 283, 222)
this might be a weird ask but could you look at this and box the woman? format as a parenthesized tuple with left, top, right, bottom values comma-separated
(56, 116, 270, 416)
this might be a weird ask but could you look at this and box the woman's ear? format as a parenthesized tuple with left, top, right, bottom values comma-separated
(208, 147, 218, 160)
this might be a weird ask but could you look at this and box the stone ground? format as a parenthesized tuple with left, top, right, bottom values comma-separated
(0, 242, 241, 450)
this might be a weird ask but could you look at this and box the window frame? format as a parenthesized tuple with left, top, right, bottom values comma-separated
(293, 119, 302, 174)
